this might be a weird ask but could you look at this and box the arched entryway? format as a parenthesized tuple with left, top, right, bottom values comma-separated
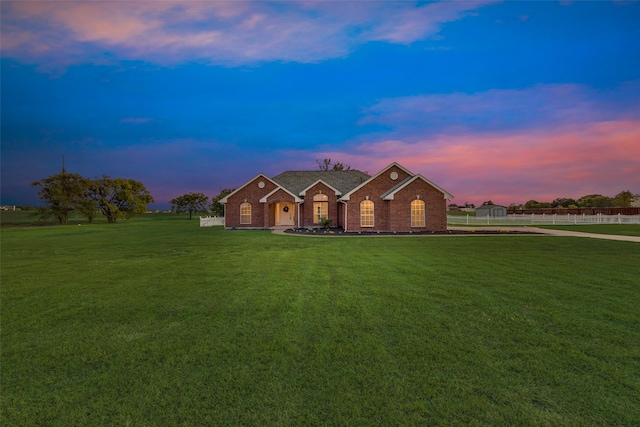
(275, 202, 295, 226)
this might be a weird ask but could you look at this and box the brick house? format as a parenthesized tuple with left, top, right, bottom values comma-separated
(220, 162, 453, 232)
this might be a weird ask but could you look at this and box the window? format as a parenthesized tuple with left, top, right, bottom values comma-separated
(360, 200, 374, 227)
(313, 194, 328, 223)
(411, 199, 425, 227)
(240, 202, 251, 224)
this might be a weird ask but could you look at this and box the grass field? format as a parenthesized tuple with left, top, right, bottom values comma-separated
(2, 217, 639, 425)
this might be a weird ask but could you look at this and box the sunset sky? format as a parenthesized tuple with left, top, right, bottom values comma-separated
(2, 0, 639, 209)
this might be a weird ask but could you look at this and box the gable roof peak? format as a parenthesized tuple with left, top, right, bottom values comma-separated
(341, 162, 415, 200)
(380, 162, 414, 176)
(219, 173, 274, 204)
(382, 174, 454, 200)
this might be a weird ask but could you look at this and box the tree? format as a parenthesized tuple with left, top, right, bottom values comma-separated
(210, 188, 234, 217)
(524, 200, 551, 209)
(577, 194, 613, 208)
(524, 200, 539, 209)
(93, 176, 154, 223)
(481, 200, 495, 206)
(551, 198, 578, 208)
(613, 190, 633, 208)
(75, 179, 100, 223)
(170, 192, 209, 219)
(316, 158, 352, 171)
(32, 171, 90, 224)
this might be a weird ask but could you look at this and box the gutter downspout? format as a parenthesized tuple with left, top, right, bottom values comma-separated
(223, 203, 226, 229)
(341, 200, 348, 232)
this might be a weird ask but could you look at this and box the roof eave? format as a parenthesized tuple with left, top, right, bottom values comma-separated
(382, 174, 454, 200)
(259, 187, 303, 203)
(298, 179, 342, 197)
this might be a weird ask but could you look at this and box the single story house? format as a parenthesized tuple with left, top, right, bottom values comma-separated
(475, 204, 507, 218)
(220, 162, 454, 232)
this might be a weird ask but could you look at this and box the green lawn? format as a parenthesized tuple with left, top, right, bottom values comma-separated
(537, 224, 640, 237)
(2, 217, 639, 425)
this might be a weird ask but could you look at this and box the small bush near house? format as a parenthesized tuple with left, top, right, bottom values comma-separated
(319, 217, 332, 229)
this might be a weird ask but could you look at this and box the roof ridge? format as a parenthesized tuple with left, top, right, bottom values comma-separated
(272, 170, 371, 196)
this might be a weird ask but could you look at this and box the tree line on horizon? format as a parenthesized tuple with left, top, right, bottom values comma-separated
(457, 190, 636, 210)
(32, 160, 634, 223)
(32, 170, 154, 224)
(517, 190, 635, 209)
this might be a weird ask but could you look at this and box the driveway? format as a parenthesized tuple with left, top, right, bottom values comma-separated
(449, 226, 640, 243)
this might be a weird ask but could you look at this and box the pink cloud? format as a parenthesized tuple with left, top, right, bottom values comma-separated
(308, 120, 640, 205)
(342, 0, 497, 44)
(1, 1, 499, 69)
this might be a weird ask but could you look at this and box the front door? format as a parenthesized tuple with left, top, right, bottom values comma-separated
(276, 203, 294, 226)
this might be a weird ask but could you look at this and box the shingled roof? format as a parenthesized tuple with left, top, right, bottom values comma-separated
(272, 170, 371, 197)
(380, 176, 414, 199)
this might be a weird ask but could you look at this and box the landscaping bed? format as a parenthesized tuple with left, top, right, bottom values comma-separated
(284, 227, 542, 236)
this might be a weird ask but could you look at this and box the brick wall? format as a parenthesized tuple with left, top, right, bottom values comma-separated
(225, 176, 277, 228)
(388, 180, 447, 231)
(345, 164, 411, 231)
(345, 165, 447, 232)
(300, 182, 338, 228)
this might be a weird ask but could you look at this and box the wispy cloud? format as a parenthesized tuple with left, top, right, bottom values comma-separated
(1, 1, 498, 70)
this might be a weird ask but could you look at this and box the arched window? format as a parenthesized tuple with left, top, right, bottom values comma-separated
(411, 199, 425, 227)
(240, 202, 251, 224)
(360, 200, 374, 227)
(313, 193, 328, 224)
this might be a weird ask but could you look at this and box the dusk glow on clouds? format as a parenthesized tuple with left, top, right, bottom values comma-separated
(1, 1, 497, 68)
(2, 1, 639, 208)
(313, 120, 640, 205)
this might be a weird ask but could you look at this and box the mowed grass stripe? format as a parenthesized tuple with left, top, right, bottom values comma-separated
(2, 219, 639, 425)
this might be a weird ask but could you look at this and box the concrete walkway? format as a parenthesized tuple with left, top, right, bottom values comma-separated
(512, 227, 640, 243)
(271, 226, 640, 242)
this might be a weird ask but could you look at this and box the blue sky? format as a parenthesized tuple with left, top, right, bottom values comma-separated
(2, 0, 639, 208)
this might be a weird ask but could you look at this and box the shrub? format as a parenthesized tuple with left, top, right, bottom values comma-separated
(319, 217, 332, 229)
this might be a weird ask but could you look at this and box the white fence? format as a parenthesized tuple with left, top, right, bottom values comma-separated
(199, 216, 224, 227)
(448, 213, 640, 226)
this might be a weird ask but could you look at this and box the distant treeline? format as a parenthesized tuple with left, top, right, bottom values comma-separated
(507, 207, 640, 215)
(515, 190, 635, 210)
